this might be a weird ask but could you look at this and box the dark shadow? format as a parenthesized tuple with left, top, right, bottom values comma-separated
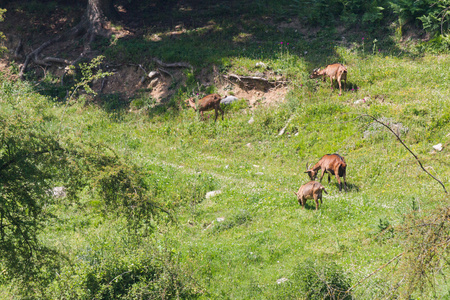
(1, 0, 421, 119)
(327, 182, 360, 192)
(299, 200, 324, 211)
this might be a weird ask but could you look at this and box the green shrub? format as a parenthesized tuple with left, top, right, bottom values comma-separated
(46, 239, 202, 300)
(290, 259, 352, 300)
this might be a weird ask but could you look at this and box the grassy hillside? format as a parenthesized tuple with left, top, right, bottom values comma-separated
(1, 1, 450, 299)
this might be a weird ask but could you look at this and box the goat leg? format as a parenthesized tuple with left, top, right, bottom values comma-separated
(319, 169, 326, 183)
(335, 174, 343, 192)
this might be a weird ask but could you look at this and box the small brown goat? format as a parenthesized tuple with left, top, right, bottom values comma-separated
(294, 181, 328, 210)
(310, 63, 347, 94)
(185, 94, 224, 121)
(305, 153, 348, 192)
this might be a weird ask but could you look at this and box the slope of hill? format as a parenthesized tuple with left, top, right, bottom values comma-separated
(1, 1, 450, 299)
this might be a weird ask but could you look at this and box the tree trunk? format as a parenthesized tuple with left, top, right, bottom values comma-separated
(19, 0, 119, 78)
(86, 0, 118, 37)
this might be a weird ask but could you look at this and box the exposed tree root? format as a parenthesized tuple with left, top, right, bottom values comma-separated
(224, 73, 288, 91)
(152, 58, 193, 70)
(19, 4, 111, 79)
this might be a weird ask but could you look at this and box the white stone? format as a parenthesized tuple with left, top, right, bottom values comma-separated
(148, 70, 159, 79)
(256, 62, 266, 68)
(277, 278, 288, 284)
(433, 143, 443, 152)
(216, 217, 225, 222)
(248, 117, 254, 124)
(206, 190, 222, 199)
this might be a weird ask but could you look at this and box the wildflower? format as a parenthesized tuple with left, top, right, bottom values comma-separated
(280, 42, 283, 44)
(362, 37, 364, 40)
(352, 88, 354, 91)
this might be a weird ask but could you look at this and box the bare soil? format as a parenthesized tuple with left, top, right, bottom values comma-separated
(0, 4, 288, 108)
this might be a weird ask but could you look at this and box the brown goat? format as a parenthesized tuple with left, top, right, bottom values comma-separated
(185, 94, 224, 121)
(305, 154, 348, 192)
(310, 63, 347, 94)
(294, 181, 328, 210)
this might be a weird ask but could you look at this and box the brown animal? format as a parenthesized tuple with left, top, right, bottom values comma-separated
(185, 94, 224, 121)
(305, 153, 348, 192)
(310, 63, 347, 94)
(294, 181, 328, 210)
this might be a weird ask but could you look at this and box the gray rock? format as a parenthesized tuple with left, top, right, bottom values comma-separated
(220, 96, 239, 105)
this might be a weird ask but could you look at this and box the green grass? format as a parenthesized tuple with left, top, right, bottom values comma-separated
(15, 50, 447, 298)
(2, 3, 450, 298)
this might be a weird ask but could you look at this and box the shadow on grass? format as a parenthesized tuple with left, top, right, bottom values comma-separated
(325, 182, 360, 192)
(20, 0, 418, 119)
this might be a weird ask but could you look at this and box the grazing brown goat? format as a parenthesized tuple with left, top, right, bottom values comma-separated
(294, 181, 328, 210)
(310, 63, 347, 94)
(305, 154, 348, 192)
(185, 94, 224, 121)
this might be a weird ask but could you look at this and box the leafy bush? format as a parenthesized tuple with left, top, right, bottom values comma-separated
(45, 238, 202, 300)
(290, 259, 352, 300)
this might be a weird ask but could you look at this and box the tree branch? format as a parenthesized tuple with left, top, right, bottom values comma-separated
(359, 114, 447, 194)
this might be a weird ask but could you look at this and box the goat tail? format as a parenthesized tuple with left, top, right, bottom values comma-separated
(322, 187, 328, 194)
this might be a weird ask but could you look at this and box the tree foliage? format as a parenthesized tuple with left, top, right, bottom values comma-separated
(0, 57, 168, 295)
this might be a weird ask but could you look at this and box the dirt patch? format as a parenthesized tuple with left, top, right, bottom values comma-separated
(0, 59, 18, 81)
(0, 2, 288, 108)
(90, 62, 288, 108)
(217, 81, 288, 108)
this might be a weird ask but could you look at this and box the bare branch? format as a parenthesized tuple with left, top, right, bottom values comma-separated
(359, 114, 447, 194)
(347, 252, 404, 293)
(152, 58, 193, 70)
